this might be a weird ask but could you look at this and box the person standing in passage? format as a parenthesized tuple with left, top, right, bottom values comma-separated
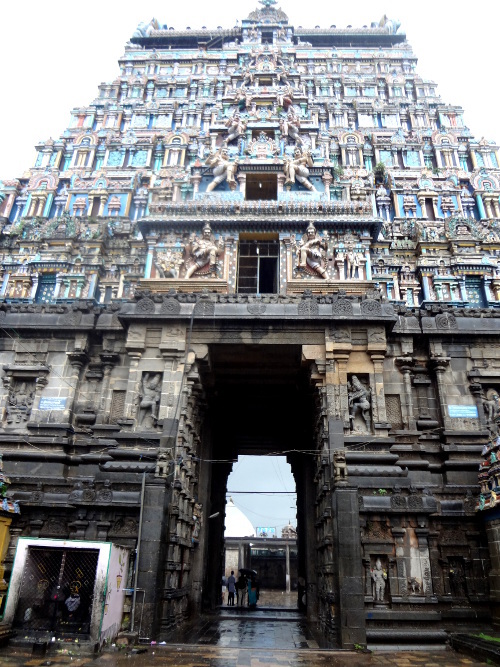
(227, 570, 236, 606)
(237, 574, 247, 606)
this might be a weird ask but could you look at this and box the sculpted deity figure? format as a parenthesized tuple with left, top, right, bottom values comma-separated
(137, 373, 162, 427)
(482, 389, 500, 425)
(193, 502, 203, 539)
(276, 64, 290, 85)
(205, 147, 238, 192)
(225, 112, 247, 143)
(348, 375, 371, 431)
(280, 110, 303, 146)
(297, 223, 328, 279)
(241, 66, 255, 88)
(277, 84, 294, 111)
(185, 224, 222, 278)
(235, 87, 253, 110)
(371, 559, 387, 601)
(346, 247, 361, 279)
(5, 382, 34, 424)
(284, 148, 317, 191)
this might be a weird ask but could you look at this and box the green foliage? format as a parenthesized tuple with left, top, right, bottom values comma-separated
(332, 165, 344, 180)
(373, 488, 388, 495)
(373, 162, 386, 180)
(474, 633, 500, 644)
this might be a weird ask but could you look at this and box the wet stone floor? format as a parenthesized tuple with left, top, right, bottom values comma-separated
(0, 592, 492, 666)
(0, 644, 492, 667)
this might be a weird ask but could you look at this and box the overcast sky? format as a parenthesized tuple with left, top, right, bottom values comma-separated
(1, 1, 499, 181)
(226, 456, 297, 535)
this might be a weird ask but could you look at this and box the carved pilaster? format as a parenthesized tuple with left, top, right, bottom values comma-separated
(396, 356, 417, 429)
(430, 355, 451, 430)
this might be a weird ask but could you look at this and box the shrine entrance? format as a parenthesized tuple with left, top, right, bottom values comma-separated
(192, 344, 320, 624)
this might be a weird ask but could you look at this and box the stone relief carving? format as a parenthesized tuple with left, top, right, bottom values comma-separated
(333, 449, 347, 482)
(482, 388, 500, 424)
(279, 109, 303, 147)
(371, 557, 388, 601)
(155, 449, 174, 478)
(137, 372, 162, 428)
(192, 502, 203, 540)
(283, 148, 317, 191)
(205, 146, 239, 192)
(155, 248, 184, 279)
(4, 380, 35, 425)
(184, 224, 224, 278)
(293, 223, 328, 279)
(348, 375, 371, 432)
(225, 111, 247, 144)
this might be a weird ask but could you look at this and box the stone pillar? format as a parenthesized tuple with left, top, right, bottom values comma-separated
(285, 542, 291, 593)
(370, 353, 389, 429)
(237, 172, 246, 197)
(485, 517, 500, 626)
(430, 355, 452, 430)
(65, 344, 89, 422)
(392, 527, 408, 600)
(332, 488, 366, 648)
(136, 474, 173, 639)
(396, 357, 417, 429)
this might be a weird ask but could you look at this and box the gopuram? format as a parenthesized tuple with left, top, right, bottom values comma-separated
(0, 0, 499, 650)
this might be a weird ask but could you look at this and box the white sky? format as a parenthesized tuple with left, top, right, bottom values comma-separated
(226, 456, 296, 534)
(1, 1, 499, 181)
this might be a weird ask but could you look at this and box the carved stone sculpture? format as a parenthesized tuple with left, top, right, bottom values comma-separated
(296, 222, 328, 278)
(185, 224, 223, 278)
(482, 388, 500, 424)
(205, 147, 238, 192)
(333, 449, 347, 482)
(192, 502, 203, 540)
(155, 450, 174, 478)
(241, 67, 254, 88)
(137, 372, 162, 428)
(346, 247, 360, 278)
(280, 110, 303, 146)
(371, 558, 387, 601)
(225, 112, 247, 144)
(5, 381, 35, 425)
(348, 375, 371, 431)
(283, 148, 317, 191)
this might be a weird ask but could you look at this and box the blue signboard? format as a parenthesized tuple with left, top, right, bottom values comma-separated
(447, 405, 478, 418)
(256, 527, 276, 537)
(39, 397, 67, 411)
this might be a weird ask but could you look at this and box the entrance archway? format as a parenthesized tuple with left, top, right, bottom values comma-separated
(224, 456, 298, 607)
(191, 344, 318, 622)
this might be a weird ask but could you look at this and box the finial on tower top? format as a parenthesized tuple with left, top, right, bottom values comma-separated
(259, 0, 278, 6)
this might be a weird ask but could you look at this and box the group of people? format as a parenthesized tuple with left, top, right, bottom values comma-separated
(222, 570, 260, 607)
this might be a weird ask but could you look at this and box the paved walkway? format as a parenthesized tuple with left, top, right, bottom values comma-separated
(0, 645, 491, 666)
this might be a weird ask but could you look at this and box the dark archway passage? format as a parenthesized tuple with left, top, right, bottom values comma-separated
(194, 344, 318, 622)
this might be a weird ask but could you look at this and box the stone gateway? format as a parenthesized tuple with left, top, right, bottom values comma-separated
(0, 1, 498, 651)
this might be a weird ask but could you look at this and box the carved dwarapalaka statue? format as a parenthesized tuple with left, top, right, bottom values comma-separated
(137, 372, 162, 428)
(184, 224, 223, 278)
(348, 375, 371, 431)
(371, 558, 387, 601)
(296, 222, 328, 279)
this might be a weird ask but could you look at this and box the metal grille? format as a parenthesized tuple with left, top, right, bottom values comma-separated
(14, 546, 99, 635)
